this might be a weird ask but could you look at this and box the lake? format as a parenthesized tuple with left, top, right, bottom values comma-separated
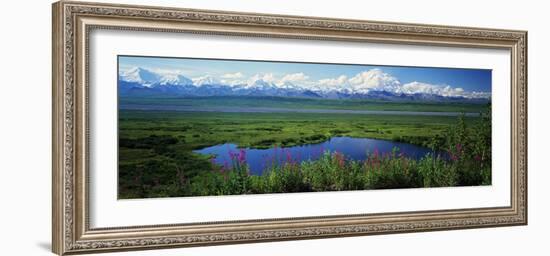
(194, 136, 435, 175)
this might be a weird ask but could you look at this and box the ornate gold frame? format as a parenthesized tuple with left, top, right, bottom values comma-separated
(52, 1, 527, 255)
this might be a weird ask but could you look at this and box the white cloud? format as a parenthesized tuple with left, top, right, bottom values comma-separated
(219, 72, 246, 86)
(151, 68, 184, 75)
(221, 72, 244, 79)
(275, 73, 311, 88)
(257, 73, 276, 82)
(220, 79, 244, 86)
(262, 73, 276, 83)
(135, 67, 197, 77)
(312, 69, 489, 98)
(318, 75, 348, 87)
(348, 69, 401, 92)
(467, 91, 492, 98)
(280, 73, 309, 83)
(246, 73, 277, 87)
(400, 81, 447, 95)
(312, 69, 401, 93)
(400, 81, 490, 99)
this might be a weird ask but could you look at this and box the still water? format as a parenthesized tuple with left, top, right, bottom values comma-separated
(194, 137, 435, 175)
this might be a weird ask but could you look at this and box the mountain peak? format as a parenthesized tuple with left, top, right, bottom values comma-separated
(120, 67, 161, 86)
(158, 74, 193, 86)
(276, 81, 298, 89)
(118, 67, 490, 101)
(192, 75, 219, 87)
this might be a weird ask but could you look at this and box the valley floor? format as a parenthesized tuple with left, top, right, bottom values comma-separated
(118, 107, 490, 198)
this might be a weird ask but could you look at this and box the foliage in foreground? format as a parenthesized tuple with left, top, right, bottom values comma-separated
(165, 148, 489, 197)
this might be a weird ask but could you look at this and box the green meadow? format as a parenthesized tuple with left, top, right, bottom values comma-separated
(120, 96, 488, 113)
(118, 97, 491, 199)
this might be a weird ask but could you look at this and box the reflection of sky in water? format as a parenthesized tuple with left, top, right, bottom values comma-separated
(194, 137, 435, 175)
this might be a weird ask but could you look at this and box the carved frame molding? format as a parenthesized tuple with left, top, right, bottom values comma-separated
(52, 1, 527, 255)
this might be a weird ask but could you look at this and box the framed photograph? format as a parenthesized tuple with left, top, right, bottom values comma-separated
(52, 1, 527, 255)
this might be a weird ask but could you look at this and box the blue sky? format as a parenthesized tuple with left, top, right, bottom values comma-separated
(119, 55, 491, 93)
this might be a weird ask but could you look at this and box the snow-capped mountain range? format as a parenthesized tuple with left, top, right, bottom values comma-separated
(118, 67, 491, 102)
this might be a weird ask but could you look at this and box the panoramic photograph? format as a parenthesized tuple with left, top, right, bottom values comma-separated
(117, 55, 492, 199)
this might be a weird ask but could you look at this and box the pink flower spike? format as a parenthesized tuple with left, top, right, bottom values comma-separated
(237, 148, 246, 164)
(228, 149, 236, 160)
(286, 150, 292, 163)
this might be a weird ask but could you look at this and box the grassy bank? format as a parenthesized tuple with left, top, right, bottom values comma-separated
(119, 110, 468, 150)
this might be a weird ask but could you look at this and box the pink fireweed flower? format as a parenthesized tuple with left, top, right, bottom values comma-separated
(237, 148, 246, 164)
(228, 150, 236, 160)
(450, 154, 458, 161)
(373, 148, 379, 158)
(263, 154, 274, 169)
(474, 155, 482, 161)
(333, 151, 345, 169)
(455, 143, 463, 155)
(372, 150, 381, 169)
(319, 146, 325, 157)
(286, 150, 292, 164)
